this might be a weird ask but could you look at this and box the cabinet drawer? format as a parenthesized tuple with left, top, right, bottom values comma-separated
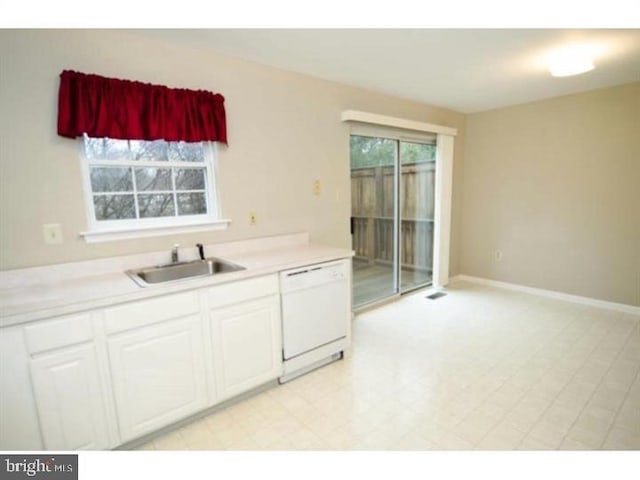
(104, 291, 199, 335)
(207, 274, 279, 309)
(24, 313, 94, 355)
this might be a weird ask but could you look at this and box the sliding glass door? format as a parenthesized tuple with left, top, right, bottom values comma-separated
(350, 133, 436, 308)
(399, 141, 436, 292)
(350, 136, 398, 306)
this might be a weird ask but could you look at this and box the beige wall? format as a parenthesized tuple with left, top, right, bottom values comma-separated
(0, 30, 465, 272)
(2, 30, 635, 305)
(460, 83, 640, 306)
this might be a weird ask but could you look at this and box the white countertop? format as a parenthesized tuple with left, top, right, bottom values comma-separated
(0, 234, 353, 327)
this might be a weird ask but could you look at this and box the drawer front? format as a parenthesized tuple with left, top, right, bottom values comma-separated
(25, 313, 94, 355)
(104, 291, 200, 334)
(207, 274, 279, 310)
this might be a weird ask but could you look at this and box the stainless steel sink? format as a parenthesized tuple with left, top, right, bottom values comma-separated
(126, 258, 246, 287)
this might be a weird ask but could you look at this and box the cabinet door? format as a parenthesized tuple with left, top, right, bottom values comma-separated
(1, 326, 42, 450)
(211, 295, 282, 401)
(108, 315, 207, 442)
(30, 344, 110, 450)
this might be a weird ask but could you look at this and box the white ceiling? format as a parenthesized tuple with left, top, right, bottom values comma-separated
(134, 29, 640, 113)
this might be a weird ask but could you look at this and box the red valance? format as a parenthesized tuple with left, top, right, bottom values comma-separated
(57, 70, 227, 143)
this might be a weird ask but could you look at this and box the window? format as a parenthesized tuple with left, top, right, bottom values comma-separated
(80, 135, 228, 242)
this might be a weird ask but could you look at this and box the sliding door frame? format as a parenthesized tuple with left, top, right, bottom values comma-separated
(349, 129, 439, 307)
(345, 111, 457, 306)
(433, 133, 455, 288)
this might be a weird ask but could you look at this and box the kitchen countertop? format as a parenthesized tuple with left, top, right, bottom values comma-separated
(0, 234, 353, 327)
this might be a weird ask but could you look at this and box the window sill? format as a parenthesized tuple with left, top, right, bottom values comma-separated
(79, 219, 231, 243)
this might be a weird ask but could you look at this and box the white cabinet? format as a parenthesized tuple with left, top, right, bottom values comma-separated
(1, 266, 316, 450)
(22, 312, 114, 450)
(107, 314, 207, 442)
(30, 344, 111, 450)
(0, 326, 43, 450)
(211, 295, 282, 401)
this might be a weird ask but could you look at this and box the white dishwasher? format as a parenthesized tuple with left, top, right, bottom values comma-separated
(279, 259, 350, 383)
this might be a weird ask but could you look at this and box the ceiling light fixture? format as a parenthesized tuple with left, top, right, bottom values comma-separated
(548, 45, 596, 77)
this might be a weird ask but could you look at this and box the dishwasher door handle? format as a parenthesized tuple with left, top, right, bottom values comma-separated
(286, 269, 310, 277)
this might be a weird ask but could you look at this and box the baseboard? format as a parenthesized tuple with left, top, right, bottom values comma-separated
(450, 274, 640, 315)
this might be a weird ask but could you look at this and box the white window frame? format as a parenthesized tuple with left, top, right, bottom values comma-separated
(78, 137, 230, 243)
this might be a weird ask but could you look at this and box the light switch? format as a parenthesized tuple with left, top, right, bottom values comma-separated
(313, 180, 321, 196)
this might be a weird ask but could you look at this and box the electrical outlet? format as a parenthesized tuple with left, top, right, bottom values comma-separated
(249, 212, 257, 226)
(43, 224, 63, 245)
(313, 180, 321, 196)
(495, 250, 503, 262)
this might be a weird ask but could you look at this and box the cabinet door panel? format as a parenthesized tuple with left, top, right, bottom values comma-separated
(212, 295, 282, 400)
(0, 326, 42, 450)
(108, 315, 207, 442)
(30, 344, 110, 450)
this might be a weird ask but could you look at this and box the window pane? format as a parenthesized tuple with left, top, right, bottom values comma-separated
(138, 194, 175, 218)
(177, 193, 207, 215)
(85, 137, 106, 160)
(135, 168, 172, 191)
(400, 142, 436, 164)
(85, 138, 208, 163)
(103, 138, 132, 161)
(175, 168, 205, 190)
(130, 140, 168, 161)
(93, 195, 135, 220)
(85, 137, 130, 161)
(168, 142, 205, 162)
(90, 167, 132, 192)
(350, 136, 396, 168)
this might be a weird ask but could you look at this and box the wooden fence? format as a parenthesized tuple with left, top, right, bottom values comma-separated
(351, 162, 435, 271)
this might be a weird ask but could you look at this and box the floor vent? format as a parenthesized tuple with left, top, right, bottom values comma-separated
(426, 292, 447, 300)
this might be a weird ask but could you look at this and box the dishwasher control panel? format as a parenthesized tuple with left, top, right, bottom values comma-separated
(279, 260, 348, 292)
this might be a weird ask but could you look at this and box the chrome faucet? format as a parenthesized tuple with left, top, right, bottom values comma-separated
(196, 243, 206, 261)
(171, 244, 180, 264)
